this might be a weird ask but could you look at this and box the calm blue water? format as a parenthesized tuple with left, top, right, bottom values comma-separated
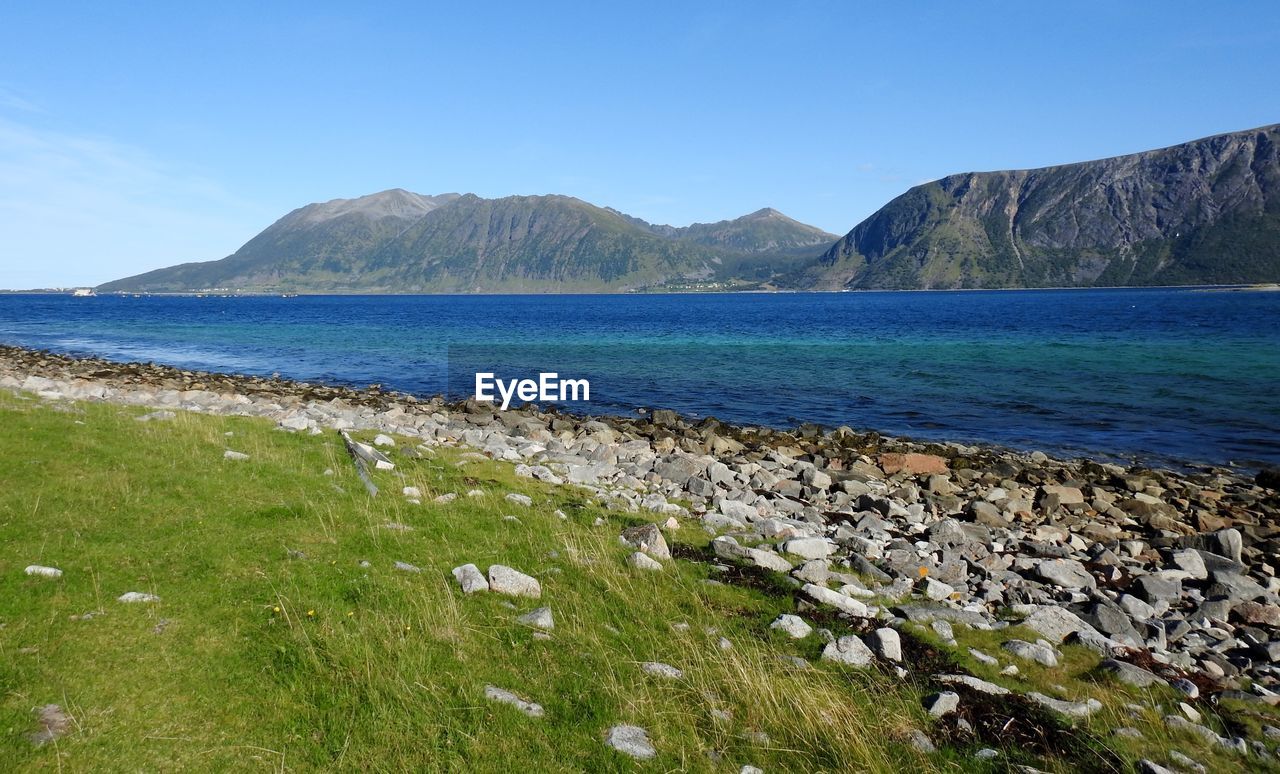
(1, 289, 1278, 468)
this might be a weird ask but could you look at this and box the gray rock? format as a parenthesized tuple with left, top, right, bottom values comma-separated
(1098, 659, 1164, 688)
(1136, 761, 1174, 774)
(780, 537, 834, 560)
(925, 691, 960, 718)
(504, 493, 533, 507)
(452, 563, 489, 593)
(1133, 575, 1182, 604)
(621, 523, 671, 561)
(24, 565, 62, 579)
(30, 704, 72, 746)
(517, 607, 554, 631)
(1027, 692, 1102, 718)
(1171, 549, 1208, 580)
(223, 450, 250, 461)
(484, 685, 545, 718)
(487, 565, 542, 598)
(604, 724, 656, 759)
(1022, 606, 1098, 643)
(641, 661, 684, 679)
(627, 551, 663, 571)
(867, 628, 902, 662)
(1002, 639, 1058, 667)
(917, 577, 955, 601)
(936, 674, 1010, 695)
(906, 728, 936, 753)
(117, 591, 159, 603)
(801, 583, 869, 617)
(1169, 677, 1199, 699)
(820, 635, 875, 666)
(394, 561, 421, 573)
(1035, 558, 1095, 590)
(769, 614, 813, 639)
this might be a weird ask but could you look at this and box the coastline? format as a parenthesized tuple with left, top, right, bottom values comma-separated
(4, 341, 1280, 767)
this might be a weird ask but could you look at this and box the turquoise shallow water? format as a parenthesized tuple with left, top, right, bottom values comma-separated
(1, 288, 1277, 468)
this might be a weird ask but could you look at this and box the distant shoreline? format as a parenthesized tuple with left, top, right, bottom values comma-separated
(3, 283, 1278, 297)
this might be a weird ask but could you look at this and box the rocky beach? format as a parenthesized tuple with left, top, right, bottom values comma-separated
(4, 342, 1280, 769)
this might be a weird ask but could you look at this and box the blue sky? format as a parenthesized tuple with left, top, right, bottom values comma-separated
(1, 2, 1277, 288)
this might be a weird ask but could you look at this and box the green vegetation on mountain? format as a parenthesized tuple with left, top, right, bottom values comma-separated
(99, 193, 836, 294)
(798, 124, 1280, 289)
(99, 124, 1280, 293)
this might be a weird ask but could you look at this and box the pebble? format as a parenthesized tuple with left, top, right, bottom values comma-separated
(604, 724, 655, 759)
(484, 685, 544, 718)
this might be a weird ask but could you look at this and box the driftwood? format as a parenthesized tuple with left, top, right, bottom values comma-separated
(340, 430, 381, 497)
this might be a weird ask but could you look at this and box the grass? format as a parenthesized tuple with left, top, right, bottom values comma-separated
(0, 391, 1273, 771)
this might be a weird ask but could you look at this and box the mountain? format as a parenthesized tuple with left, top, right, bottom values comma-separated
(99, 192, 837, 293)
(796, 124, 1280, 289)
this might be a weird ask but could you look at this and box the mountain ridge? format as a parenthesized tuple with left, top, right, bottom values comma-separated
(100, 192, 837, 293)
(798, 123, 1280, 289)
(99, 123, 1280, 293)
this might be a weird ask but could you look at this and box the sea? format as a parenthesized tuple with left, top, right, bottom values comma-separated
(1, 288, 1277, 469)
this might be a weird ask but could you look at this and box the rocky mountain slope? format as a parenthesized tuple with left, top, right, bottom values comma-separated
(798, 124, 1280, 289)
(99, 192, 836, 293)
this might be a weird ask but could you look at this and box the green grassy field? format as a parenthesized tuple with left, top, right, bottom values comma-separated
(0, 392, 1272, 771)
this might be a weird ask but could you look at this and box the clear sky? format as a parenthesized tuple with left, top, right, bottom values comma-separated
(1, 1, 1277, 288)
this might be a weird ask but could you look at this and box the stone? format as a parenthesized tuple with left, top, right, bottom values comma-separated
(627, 551, 663, 571)
(604, 724, 656, 759)
(223, 450, 250, 461)
(917, 577, 955, 600)
(769, 614, 813, 639)
(1233, 601, 1280, 626)
(1041, 485, 1085, 505)
(936, 674, 1010, 695)
(879, 453, 948, 476)
(517, 607, 554, 631)
(780, 537, 834, 560)
(434, 492, 458, 504)
(924, 691, 960, 718)
(1133, 575, 1182, 604)
(906, 729, 936, 753)
(373, 434, 395, 447)
(484, 685, 544, 718)
(867, 628, 902, 662)
(452, 563, 489, 593)
(1035, 558, 1095, 590)
(1002, 639, 1058, 667)
(1098, 659, 1164, 688)
(1023, 606, 1097, 643)
(394, 561, 421, 573)
(621, 523, 671, 561)
(117, 591, 159, 603)
(1026, 692, 1102, 718)
(1136, 761, 1174, 774)
(641, 661, 684, 679)
(402, 486, 421, 498)
(24, 565, 62, 579)
(1171, 549, 1208, 580)
(504, 493, 533, 507)
(820, 635, 875, 666)
(801, 583, 869, 617)
(487, 565, 542, 598)
(30, 704, 72, 746)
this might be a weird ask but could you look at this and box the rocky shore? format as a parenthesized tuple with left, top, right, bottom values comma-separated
(4, 343, 1280, 761)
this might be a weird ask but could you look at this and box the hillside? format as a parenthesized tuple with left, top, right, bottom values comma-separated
(797, 124, 1280, 289)
(99, 193, 836, 293)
